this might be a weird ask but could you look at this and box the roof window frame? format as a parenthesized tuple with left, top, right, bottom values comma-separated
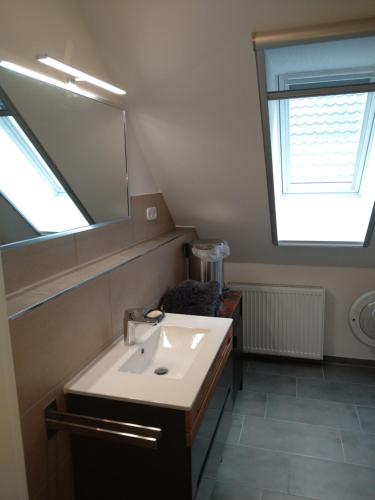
(253, 17, 375, 247)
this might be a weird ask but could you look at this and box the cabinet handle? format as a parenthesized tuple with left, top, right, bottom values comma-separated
(45, 407, 161, 449)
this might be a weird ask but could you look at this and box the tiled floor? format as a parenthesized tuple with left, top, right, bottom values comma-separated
(204, 358, 375, 500)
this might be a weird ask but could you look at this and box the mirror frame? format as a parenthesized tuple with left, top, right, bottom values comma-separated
(0, 71, 131, 253)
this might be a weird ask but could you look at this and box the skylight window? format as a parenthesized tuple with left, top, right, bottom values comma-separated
(0, 101, 90, 234)
(279, 72, 375, 194)
(253, 25, 375, 246)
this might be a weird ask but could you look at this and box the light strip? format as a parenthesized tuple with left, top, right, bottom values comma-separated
(38, 56, 126, 95)
(0, 60, 97, 99)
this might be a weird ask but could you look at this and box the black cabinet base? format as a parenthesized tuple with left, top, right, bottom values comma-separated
(68, 357, 233, 500)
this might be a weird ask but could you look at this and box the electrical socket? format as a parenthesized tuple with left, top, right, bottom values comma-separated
(146, 206, 158, 220)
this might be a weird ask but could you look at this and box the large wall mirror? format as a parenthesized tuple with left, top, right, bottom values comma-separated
(0, 67, 129, 247)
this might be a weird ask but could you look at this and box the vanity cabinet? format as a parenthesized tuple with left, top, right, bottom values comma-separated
(219, 290, 243, 404)
(67, 327, 233, 500)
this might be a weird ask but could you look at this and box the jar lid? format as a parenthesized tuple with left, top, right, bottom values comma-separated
(190, 239, 227, 250)
(190, 239, 230, 261)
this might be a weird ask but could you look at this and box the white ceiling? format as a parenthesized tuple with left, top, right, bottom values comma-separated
(78, 0, 375, 266)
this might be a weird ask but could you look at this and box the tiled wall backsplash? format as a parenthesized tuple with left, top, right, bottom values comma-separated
(2, 193, 175, 294)
(2, 193, 196, 500)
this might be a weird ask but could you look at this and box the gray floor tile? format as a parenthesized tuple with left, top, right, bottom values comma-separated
(233, 390, 267, 417)
(216, 359, 375, 500)
(243, 360, 253, 372)
(324, 364, 375, 385)
(196, 477, 215, 500)
(262, 492, 316, 500)
(357, 406, 375, 433)
(211, 479, 262, 499)
(240, 416, 344, 461)
(341, 430, 375, 468)
(289, 454, 375, 500)
(248, 359, 323, 380)
(243, 372, 296, 396)
(297, 378, 375, 406)
(226, 413, 244, 444)
(266, 394, 360, 430)
(216, 445, 290, 493)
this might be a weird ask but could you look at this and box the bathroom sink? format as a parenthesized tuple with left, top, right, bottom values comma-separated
(65, 313, 232, 410)
(119, 325, 209, 378)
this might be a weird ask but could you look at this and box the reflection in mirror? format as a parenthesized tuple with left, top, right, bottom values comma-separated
(0, 67, 129, 247)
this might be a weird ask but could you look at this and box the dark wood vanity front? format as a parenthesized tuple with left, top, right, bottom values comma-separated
(67, 327, 233, 499)
(219, 290, 243, 404)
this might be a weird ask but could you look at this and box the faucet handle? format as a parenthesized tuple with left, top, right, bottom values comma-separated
(126, 308, 146, 322)
(123, 308, 164, 346)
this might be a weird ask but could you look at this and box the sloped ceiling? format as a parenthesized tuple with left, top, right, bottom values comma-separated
(78, 0, 375, 266)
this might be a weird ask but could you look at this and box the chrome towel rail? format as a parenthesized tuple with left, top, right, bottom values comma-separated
(45, 407, 161, 450)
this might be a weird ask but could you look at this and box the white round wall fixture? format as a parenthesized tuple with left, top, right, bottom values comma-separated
(349, 290, 375, 347)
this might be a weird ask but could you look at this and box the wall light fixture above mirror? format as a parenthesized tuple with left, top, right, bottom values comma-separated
(0, 60, 97, 99)
(37, 56, 127, 95)
(0, 64, 130, 248)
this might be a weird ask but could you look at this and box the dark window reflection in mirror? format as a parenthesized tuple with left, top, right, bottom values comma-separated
(0, 67, 129, 247)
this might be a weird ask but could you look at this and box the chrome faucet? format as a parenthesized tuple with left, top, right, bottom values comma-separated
(123, 308, 164, 345)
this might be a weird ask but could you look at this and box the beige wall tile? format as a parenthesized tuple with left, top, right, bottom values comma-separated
(132, 193, 175, 243)
(21, 392, 58, 500)
(74, 219, 133, 265)
(109, 253, 172, 337)
(2, 236, 76, 294)
(2, 194, 174, 296)
(6, 290, 53, 319)
(109, 260, 144, 338)
(109, 232, 192, 337)
(20, 382, 80, 500)
(10, 275, 112, 414)
(152, 236, 189, 286)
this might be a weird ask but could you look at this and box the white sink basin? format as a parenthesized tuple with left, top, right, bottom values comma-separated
(65, 313, 232, 410)
(119, 326, 209, 379)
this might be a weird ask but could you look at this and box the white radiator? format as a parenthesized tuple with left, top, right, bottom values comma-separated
(230, 283, 325, 359)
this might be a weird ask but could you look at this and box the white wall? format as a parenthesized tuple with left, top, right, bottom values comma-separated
(0, 0, 107, 80)
(79, 0, 375, 266)
(77, 1, 375, 360)
(0, 255, 29, 500)
(0, 0, 158, 196)
(226, 262, 375, 360)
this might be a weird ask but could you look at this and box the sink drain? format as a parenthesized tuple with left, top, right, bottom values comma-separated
(154, 367, 168, 375)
